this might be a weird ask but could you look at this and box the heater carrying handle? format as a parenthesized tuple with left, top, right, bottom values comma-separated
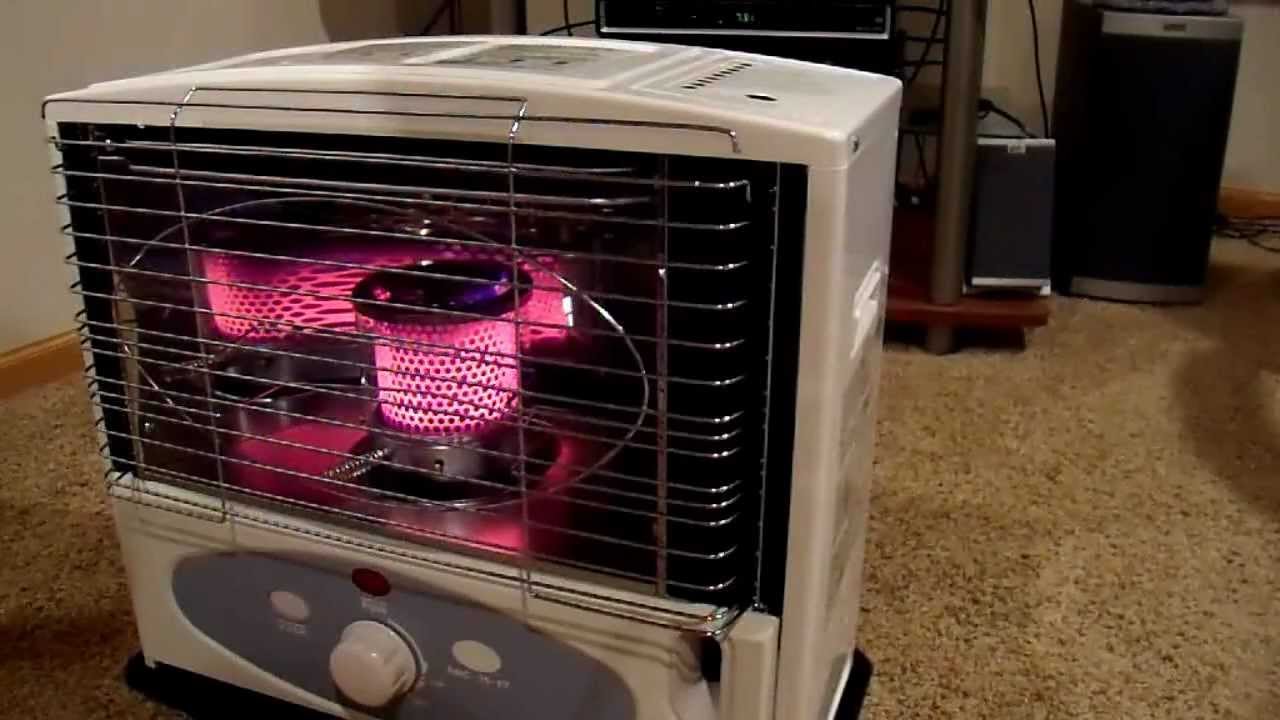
(45, 84, 743, 157)
(162, 85, 742, 153)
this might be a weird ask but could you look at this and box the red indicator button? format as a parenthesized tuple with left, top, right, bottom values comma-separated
(351, 568, 391, 597)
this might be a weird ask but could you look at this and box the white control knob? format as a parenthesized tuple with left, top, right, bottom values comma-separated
(329, 621, 418, 708)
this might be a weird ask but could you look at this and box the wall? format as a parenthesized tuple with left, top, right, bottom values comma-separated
(0, 0, 430, 351)
(981, 0, 1278, 194)
(1214, 2, 1279, 192)
(10, 1, 1271, 350)
(529, 0, 1279, 194)
(526, 0, 596, 33)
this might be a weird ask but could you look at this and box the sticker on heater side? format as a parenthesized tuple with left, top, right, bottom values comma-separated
(849, 263, 885, 362)
(838, 328, 877, 491)
(830, 348, 877, 620)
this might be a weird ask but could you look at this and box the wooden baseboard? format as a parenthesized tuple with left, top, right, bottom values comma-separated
(0, 331, 82, 400)
(1220, 186, 1280, 219)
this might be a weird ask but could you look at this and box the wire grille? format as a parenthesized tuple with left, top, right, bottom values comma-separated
(51, 92, 784, 630)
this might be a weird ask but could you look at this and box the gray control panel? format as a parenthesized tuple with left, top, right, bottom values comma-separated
(173, 552, 635, 719)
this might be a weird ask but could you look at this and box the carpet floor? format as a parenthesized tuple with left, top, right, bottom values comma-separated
(0, 240, 1277, 719)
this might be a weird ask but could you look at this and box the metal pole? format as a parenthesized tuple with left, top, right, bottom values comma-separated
(929, 0, 987, 353)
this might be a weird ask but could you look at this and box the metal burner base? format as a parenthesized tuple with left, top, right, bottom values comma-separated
(361, 414, 560, 509)
(216, 340, 366, 387)
(217, 390, 603, 558)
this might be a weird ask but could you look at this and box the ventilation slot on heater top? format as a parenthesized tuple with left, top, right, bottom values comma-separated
(56, 119, 787, 630)
(679, 61, 755, 91)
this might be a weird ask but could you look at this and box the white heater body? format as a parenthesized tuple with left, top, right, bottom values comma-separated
(46, 36, 899, 720)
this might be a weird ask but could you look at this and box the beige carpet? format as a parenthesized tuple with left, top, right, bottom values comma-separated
(1, 240, 1277, 719)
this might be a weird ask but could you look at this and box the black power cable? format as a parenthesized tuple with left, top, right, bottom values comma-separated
(540, 20, 595, 35)
(419, 0, 452, 35)
(1217, 215, 1280, 253)
(978, 98, 1034, 138)
(1253, 237, 1280, 253)
(539, 0, 595, 36)
(1028, 0, 1051, 137)
(912, 133, 932, 187)
(903, 1, 947, 88)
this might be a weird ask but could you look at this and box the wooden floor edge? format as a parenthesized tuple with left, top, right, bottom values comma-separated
(1220, 186, 1280, 219)
(0, 331, 82, 400)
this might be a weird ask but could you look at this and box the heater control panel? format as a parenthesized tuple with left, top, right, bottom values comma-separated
(225, 40, 660, 85)
(172, 552, 636, 719)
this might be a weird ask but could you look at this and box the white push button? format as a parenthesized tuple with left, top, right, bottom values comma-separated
(452, 640, 502, 674)
(269, 590, 311, 623)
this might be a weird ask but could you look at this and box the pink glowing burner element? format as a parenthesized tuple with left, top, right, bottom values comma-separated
(353, 261, 531, 437)
(203, 245, 570, 346)
(521, 260, 573, 344)
(202, 246, 423, 342)
(428, 247, 572, 346)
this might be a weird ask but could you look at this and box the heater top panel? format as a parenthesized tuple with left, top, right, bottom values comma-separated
(43, 36, 900, 167)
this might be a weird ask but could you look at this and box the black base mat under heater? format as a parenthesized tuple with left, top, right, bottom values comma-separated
(840, 649, 875, 719)
(125, 649, 875, 719)
(125, 653, 325, 720)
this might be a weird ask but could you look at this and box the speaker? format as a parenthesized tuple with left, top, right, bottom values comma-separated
(1051, 3, 1243, 303)
(968, 137, 1056, 294)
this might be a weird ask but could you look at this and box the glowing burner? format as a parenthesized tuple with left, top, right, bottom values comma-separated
(371, 316, 516, 436)
(429, 248, 573, 346)
(202, 247, 422, 342)
(353, 261, 531, 438)
(191, 198, 573, 347)
(203, 247, 569, 346)
(521, 258, 574, 344)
